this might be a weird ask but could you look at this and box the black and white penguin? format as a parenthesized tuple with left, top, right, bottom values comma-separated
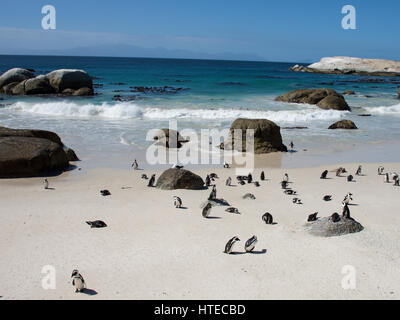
(347, 175, 354, 182)
(283, 173, 289, 182)
(320, 170, 328, 179)
(323, 195, 332, 201)
(239, 180, 246, 186)
(147, 174, 156, 187)
(208, 185, 217, 200)
(307, 212, 318, 222)
(343, 192, 353, 204)
(262, 212, 273, 224)
(173, 196, 182, 208)
(254, 181, 260, 187)
(223, 162, 230, 169)
(284, 189, 296, 195)
(71, 270, 86, 293)
(225, 207, 240, 214)
(330, 212, 341, 223)
(202, 203, 212, 218)
(260, 171, 265, 181)
(100, 190, 111, 196)
(385, 173, 390, 183)
(247, 173, 253, 184)
(289, 141, 294, 150)
(209, 173, 219, 180)
(281, 180, 288, 189)
(378, 166, 385, 175)
(205, 175, 211, 187)
(43, 179, 49, 190)
(141, 174, 148, 180)
(342, 202, 351, 219)
(242, 193, 256, 200)
(244, 236, 258, 253)
(224, 236, 240, 254)
(132, 159, 138, 170)
(394, 177, 400, 187)
(293, 198, 302, 204)
(355, 165, 362, 176)
(86, 220, 107, 228)
(226, 177, 232, 186)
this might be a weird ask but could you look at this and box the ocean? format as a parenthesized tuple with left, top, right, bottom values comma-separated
(1, 55, 400, 170)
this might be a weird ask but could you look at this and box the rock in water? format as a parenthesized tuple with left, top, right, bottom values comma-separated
(0, 68, 34, 91)
(328, 120, 358, 130)
(221, 118, 287, 154)
(275, 88, 350, 111)
(398, 87, 400, 99)
(156, 168, 204, 190)
(305, 216, 364, 237)
(153, 128, 188, 149)
(46, 69, 93, 93)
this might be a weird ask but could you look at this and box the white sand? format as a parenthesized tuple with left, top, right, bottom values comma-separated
(0, 162, 399, 300)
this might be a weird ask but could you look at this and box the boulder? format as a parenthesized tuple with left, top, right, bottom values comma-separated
(0, 126, 78, 178)
(2, 82, 19, 95)
(305, 216, 364, 237)
(46, 69, 93, 93)
(275, 88, 351, 111)
(343, 90, 355, 95)
(153, 129, 188, 149)
(72, 87, 94, 96)
(398, 87, 400, 99)
(328, 120, 358, 130)
(0, 68, 34, 91)
(222, 118, 287, 154)
(156, 168, 204, 190)
(0, 137, 69, 178)
(24, 75, 55, 95)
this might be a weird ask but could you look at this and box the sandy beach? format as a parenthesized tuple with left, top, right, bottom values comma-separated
(1, 162, 399, 300)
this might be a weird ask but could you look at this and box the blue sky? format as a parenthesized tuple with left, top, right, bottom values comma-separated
(0, 0, 399, 62)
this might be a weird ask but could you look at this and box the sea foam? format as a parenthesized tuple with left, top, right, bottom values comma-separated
(366, 103, 400, 115)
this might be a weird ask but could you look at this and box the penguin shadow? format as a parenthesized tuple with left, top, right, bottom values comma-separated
(65, 164, 78, 172)
(206, 216, 222, 220)
(178, 206, 188, 210)
(348, 203, 359, 206)
(231, 249, 267, 255)
(45, 187, 56, 191)
(288, 150, 298, 153)
(249, 249, 267, 255)
(80, 288, 98, 296)
(230, 251, 247, 255)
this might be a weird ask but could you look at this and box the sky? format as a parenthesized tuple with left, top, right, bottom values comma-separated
(0, 0, 399, 62)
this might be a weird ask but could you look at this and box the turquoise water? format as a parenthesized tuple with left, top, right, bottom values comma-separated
(1, 55, 400, 169)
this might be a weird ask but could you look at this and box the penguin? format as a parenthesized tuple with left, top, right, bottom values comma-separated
(209, 173, 219, 180)
(224, 236, 240, 254)
(392, 173, 399, 181)
(86, 220, 107, 228)
(226, 177, 232, 186)
(43, 179, 49, 190)
(307, 212, 318, 222)
(343, 192, 353, 204)
(262, 212, 273, 225)
(378, 166, 385, 175)
(323, 195, 332, 201)
(141, 174, 148, 180)
(355, 165, 362, 176)
(347, 175, 354, 182)
(385, 173, 390, 183)
(223, 162, 230, 169)
(242, 193, 256, 200)
(281, 180, 288, 189)
(320, 170, 328, 179)
(172, 163, 184, 169)
(394, 177, 400, 187)
(244, 236, 258, 253)
(335, 167, 344, 177)
(239, 180, 246, 186)
(202, 203, 212, 218)
(148, 174, 156, 187)
(71, 270, 86, 293)
(293, 198, 302, 204)
(254, 181, 260, 187)
(330, 212, 341, 223)
(247, 173, 253, 184)
(289, 141, 294, 150)
(100, 190, 111, 196)
(283, 173, 289, 182)
(342, 202, 351, 219)
(205, 175, 211, 187)
(208, 185, 217, 200)
(260, 171, 265, 181)
(284, 189, 296, 195)
(132, 159, 138, 170)
(225, 207, 240, 214)
(173, 196, 182, 208)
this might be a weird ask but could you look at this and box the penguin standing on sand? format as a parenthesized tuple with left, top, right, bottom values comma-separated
(132, 159, 138, 170)
(283, 173, 289, 183)
(308, 212, 318, 222)
(289, 141, 294, 150)
(223, 162, 230, 169)
(148, 174, 156, 187)
(343, 192, 353, 204)
(71, 270, 86, 293)
(342, 202, 351, 219)
(323, 195, 332, 201)
(385, 173, 390, 183)
(202, 203, 212, 218)
(347, 175, 354, 182)
(205, 175, 211, 187)
(208, 185, 217, 200)
(378, 166, 385, 175)
(225, 207, 240, 214)
(394, 177, 400, 186)
(43, 179, 49, 190)
(224, 236, 240, 254)
(262, 212, 273, 224)
(355, 165, 362, 176)
(281, 180, 288, 189)
(244, 236, 258, 253)
(320, 170, 328, 179)
(226, 177, 232, 186)
(260, 171, 265, 181)
(247, 173, 253, 184)
(173, 196, 182, 208)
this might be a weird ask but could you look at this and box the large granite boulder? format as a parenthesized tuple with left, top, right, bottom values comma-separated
(0, 126, 78, 178)
(0, 68, 34, 91)
(222, 118, 287, 154)
(305, 216, 364, 237)
(46, 69, 93, 93)
(24, 75, 55, 95)
(328, 120, 358, 130)
(153, 129, 188, 149)
(156, 168, 204, 190)
(275, 88, 351, 111)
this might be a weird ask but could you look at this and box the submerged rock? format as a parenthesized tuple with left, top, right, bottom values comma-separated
(305, 216, 364, 237)
(156, 168, 204, 190)
(222, 118, 287, 154)
(328, 120, 358, 130)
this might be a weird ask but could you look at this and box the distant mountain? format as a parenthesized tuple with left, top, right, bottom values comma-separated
(3, 43, 266, 62)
